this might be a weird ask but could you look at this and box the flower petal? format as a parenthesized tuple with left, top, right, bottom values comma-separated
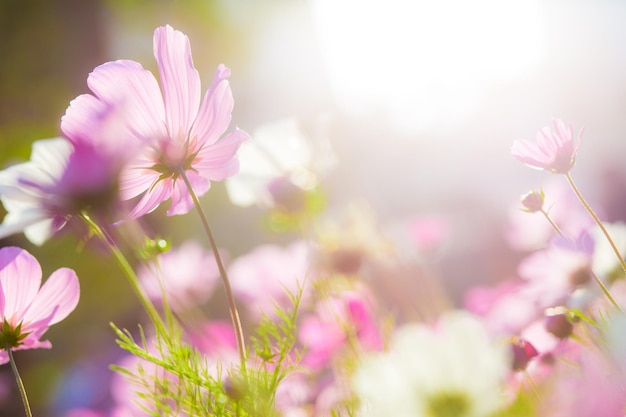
(126, 179, 172, 220)
(153, 25, 201, 138)
(86, 60, 166, 141)
(166, 173, 210, 216)
(23, 267, 79, 326)
(0, 247, 42, 322)
(190, 64, 234, 148)
(193, 128, 249, 180)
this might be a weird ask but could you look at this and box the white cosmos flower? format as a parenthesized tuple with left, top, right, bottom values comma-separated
(353, 311, 509, 417)
(224, 117, 335, 208)
(591, 221, 626, 279)
(0, 138, 73, 245)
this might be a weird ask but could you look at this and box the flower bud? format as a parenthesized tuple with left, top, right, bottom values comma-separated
(520, 189, 544, 212)
(510, 337, 539, 371)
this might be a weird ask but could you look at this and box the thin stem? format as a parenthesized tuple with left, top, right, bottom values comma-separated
(591, 270, 622, 312)
(80, 213, 167, 335)
(177, 169, 247, 372)
(538, 177, 620, 311)
(7, 345, 32, 417)
(566, 173, 626, 275)
(540, 209, 564, 236)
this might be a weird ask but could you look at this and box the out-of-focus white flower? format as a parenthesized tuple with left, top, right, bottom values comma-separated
(224, 117, 335, 208)
(0, 138, 73, 245)
(591, 221, 626, 279)
(352, 311, 509, 417)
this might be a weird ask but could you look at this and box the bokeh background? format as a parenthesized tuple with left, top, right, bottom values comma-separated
(1, 0, 626, 415)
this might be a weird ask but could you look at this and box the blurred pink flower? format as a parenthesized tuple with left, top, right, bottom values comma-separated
(541, 347, 626, 417)
(299, 290, 382, 370)
(71, 24, 248, 219)
(228, 241, 311, 319)
(138, 241, 220, 310)
(517, 245, 591, 309)
(407, 214, 450, 253)
(511, 119, 582, 174)
(0, 246, 79, 363)
(0, 102, 137, 245)
(464, 279, 537, 337)
(186, 320, 239, 378)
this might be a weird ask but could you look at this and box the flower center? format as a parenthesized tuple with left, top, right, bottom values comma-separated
(0, 319, 29, 349)
(425, 391, 470, 417)
(151, 150, 197, 181)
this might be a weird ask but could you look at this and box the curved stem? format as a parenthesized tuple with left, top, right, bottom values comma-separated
(565, 173, 626, 275)
(177, 169, 247, 372)
(540, 201, 622, 311)
(7, 345, 32, 417)
(80, 213, 167, 335)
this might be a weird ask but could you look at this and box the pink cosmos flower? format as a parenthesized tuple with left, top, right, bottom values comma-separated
(138, 241, 220, 310)
(228, 241, 311, 320)
(68, 24, 248, 219)
(511, 119, 582, 174)
(299, 290, 382, 370)
(0, 101, 136, 245)
(0, 246, 79, 363)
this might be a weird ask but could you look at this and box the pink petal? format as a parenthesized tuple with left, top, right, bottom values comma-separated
(23, 267, 79, 326)
(166, 172, 210, 216)
(0, 247, 42, 322)
(86, 60, 166, 141)
(61, 94, 105, 145)
(153, 25, 201, 138)
(119, 158, 162, 200)
(194, 128, 249, 180)
(190, 65, 234, 148)
(126, 179, 172, 219)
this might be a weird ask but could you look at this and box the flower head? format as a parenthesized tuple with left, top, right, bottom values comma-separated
(138, 240, 220, 310)
(67, 25, 249, 219)
(352, 311, 509, 417)
(0, 246, 79, 363)
(0, 100, 136, 245)
(511, 119, 582, 174)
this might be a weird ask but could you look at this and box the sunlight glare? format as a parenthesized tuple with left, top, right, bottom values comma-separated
(310, 0, 545, 134)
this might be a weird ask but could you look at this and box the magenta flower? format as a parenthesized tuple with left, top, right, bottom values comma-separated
(0, 246, 79, 363)
(67, 25, 249, 219)
(511, 119, 582, 174)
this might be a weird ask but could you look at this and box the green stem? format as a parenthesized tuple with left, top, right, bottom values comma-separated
(566, 173, 626, 275)
(177, 169, 247, 372)
(7, 345, 32, 417)
(80, 212, 167, 335)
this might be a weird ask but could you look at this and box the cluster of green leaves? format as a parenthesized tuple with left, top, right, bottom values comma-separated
(110, 288, 304, 417)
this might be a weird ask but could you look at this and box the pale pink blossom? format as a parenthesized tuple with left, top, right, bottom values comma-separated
(517, 245, 592, 310)
(138, 241, 220, 310)
(511, 119, 582, 174)
(0, 101, 136, 245)
(0, 246, 79, 363)
(228, 241, 311, 319)
(68, 25, 248, 219)
(465, 279, 537, 337)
